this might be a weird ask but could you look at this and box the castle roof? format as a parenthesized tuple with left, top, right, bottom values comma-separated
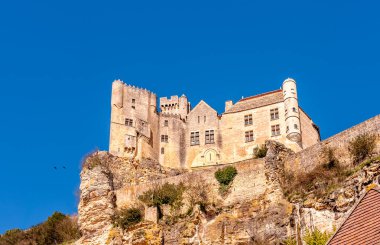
(224, 89, 283, 114)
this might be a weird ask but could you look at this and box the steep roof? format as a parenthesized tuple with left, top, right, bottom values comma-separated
(188, 100, 217, 116)
(327, 187, 380, 245)
(224, 89, 283, 114)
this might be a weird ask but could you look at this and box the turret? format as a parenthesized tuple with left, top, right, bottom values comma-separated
(111, 80, 124, 108)
(282, 78, 302, 144)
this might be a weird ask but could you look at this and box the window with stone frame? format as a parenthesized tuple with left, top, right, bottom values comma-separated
(161, 135, 168, 143)
(245, 130, 254, 142)
(190, 131, 200, 146)
(205, 130, 215, 144)
(125, 118, 133, 127)
(271, 124, 281, 136)
(244, 114, 253, 126)
(164, 120, 169, 127)
(270, 108, 279, 120)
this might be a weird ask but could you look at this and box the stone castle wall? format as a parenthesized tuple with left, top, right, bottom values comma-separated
(114, 158, 266, 209)
(284, 114, 380, 173)
(109, 79, 320, 169)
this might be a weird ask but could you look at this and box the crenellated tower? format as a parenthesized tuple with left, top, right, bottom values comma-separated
(159, 95, 190, 120)
(282, 78, 302, 145)
(109, 80, 159, 160)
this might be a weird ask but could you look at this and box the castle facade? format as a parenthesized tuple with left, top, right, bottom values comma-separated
(109, 78, 320, 168)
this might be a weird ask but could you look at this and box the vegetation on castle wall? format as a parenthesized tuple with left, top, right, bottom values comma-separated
(348, 133, 377, 164)
(0, 212, 80, 245)
(214, 166, 237, 196)
(254, 144, 268, 159)
(282, 147, 346, 201)
(112, 207, 142, 230)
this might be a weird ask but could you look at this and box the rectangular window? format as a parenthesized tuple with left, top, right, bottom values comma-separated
(161, 135, 168, 143)
(190, 131, 200, 146)
(245, 130, 254, 142)
(244, 114, 253, 126)
(198, 116, 200, 123)
(125, 118, 133, 127)
(205, 130, 215, 144)
(204, 116, 206, 123)
(164, 120, 168, 127)
(271, 124, 281, 136)
(270, 108, 279, 120)
(131, 99, 135, 109)
(161, 147, 164, 154)
(294, 124, 298, 129)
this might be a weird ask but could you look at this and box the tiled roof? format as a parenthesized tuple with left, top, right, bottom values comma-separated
(224, 89, 283, 114)
(327, 187, 380, 245)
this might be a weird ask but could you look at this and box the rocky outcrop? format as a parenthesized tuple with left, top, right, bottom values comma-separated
(76, 143, 380, 244)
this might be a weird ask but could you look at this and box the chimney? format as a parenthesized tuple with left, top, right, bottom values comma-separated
(225, 100, 233, 112)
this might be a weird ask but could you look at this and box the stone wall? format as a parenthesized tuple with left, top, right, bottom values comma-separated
(115, 158, 265, 208)
(284, 114, 380, 173)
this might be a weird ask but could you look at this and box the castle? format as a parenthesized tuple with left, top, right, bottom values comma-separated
(109, 78, 320, 168)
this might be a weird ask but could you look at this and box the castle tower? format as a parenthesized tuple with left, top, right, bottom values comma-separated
(159, 95, 190, 120)
(109, 80, 159, 160)
(282, 78, 302, 145)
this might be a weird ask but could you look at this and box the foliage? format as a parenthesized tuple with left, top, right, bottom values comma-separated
(303, 228, 332, 245)
(214, 166, 238, 196)
(321, 146, 338, 169)
(138, 182, 185, 208)
(0, 212, 80, 245)
(283, 237, 297, 245)
(254, 144, 268, 159)
(112, 207, 142, 230)
(214, 166, 237, 186)
(348, 133, 377, 164)
(185, 177, 210, 214)
(282, 159, 346, 201)
(81, 150, 103, 169)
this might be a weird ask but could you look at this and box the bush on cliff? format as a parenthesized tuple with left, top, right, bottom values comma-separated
(138, 182, 186, 218)
(303, 228, 332, 245)
(214, 166, 237, 195)
(112, 207, 142, 230)
(254, 144, 268, 159)
(348, 133, 377, 164)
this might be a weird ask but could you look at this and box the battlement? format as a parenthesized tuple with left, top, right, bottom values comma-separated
(114, 79, 156, 96)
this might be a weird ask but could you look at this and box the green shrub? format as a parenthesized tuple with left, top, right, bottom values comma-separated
(0, 212, 80, 245)
(283, 237, 297, 245)
(214, 166, 238, 196)
(112, 207, 142, 230)
(254, 145, 268, 159)
(215, 166, 237, 186)
(303, 228, 332, 245)
(348, 133, 376, 164)
(138, 182, 185, 208)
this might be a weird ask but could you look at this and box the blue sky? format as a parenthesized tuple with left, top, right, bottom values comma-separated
(0, 0, 379, 233)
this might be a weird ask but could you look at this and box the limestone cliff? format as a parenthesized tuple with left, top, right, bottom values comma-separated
(76, 141, 380, 244)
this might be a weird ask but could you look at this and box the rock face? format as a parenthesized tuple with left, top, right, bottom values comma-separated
(76, 141, 380, 244)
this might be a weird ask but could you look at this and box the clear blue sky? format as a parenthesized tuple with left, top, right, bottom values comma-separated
(0, 0, 379, 233)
